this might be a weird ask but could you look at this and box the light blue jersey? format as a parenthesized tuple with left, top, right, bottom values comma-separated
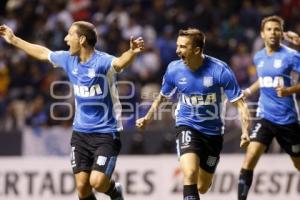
(254, 45, 300, 124)
(161, 55, 242, 135)
(48, 50, 123, 134)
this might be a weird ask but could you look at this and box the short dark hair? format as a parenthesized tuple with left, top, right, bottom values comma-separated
(261, 15, 284, 31)
(73, 21, 97, 47)
(179, 28, 205, 50)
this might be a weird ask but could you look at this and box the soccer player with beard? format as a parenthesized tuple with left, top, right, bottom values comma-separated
(238, 16, 300, 200)
(0, 21, 144, 200)
(136, 28, 250, 200)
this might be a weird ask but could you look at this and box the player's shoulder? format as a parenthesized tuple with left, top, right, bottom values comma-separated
(205, 55, 231, 75)
(280, 44, 297, 52)
(51, 50, 71, 57)
(94, 50, 114, 59)
(168, 59, 183, 67)
(166, 59, 184, 72)
(50, 50, 74, 64)
(89, 51, 114, 69)
(205, 55, 228, 68)
(253, 48, 265, 60)
(280, 44, 299, 57)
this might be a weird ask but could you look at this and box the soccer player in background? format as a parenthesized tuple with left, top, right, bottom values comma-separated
(136, 28, 250, 200)
(0, 21, 144, 200)
(238, 16, 300, 200)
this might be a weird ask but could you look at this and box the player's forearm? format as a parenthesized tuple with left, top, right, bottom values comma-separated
(235, 99, 250, 135)
(10, 36, 51, 61)
(286, 83, 300, 95)
(145, 95, 166, 121)
(245, 80, 259, 96)
(113, 49, 137, 72)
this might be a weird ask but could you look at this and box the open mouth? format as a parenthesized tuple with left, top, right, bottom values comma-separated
(178, 54, 185, 61)
(181, 56, 188, 65)
(177, 53, 187, 64)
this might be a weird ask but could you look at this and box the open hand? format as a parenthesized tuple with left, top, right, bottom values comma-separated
(130, 36, 145, 54)
(0, 25, 15, 44)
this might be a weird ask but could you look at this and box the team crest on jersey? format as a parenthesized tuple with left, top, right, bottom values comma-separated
(179, 77, 187, 84)
(274, 59, 282, 68)
(87, 68, 96, 78)
(203, 76, 213, 87)
(72, 67, 78, 75)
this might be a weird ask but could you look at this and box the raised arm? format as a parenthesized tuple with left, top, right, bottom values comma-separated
(244, 80, 259, 98)
(284, 31, 300, 46)
(113, 36, 144, 72)
(232, 98, 251, 149)
(0, 25, 51, 61)
(136, 94, 167, 129)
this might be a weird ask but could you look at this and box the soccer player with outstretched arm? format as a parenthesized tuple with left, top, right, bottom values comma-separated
(0, 21, 144, 200)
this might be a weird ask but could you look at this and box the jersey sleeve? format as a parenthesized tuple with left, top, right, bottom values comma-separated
(220, 67, 243, 102)
(291, 51, 300, 74)
(160, 65, 177, 98)
(103, 53, 117, 74)
(48, 51, 70, 71)
(253, 52, 259, 68)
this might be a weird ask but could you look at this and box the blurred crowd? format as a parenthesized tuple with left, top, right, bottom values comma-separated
(0, 0, 299, 149)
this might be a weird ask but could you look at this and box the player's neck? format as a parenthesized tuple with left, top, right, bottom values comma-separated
(188, 54, 204, 71)
(265, 44, 280, 55)
(79, 48, 95, 63)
